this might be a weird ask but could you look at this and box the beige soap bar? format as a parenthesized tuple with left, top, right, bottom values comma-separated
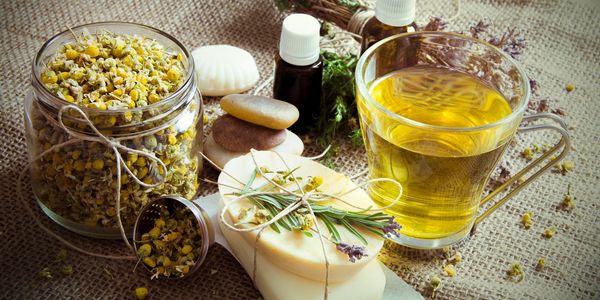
(218, 151, 385, 283)
(220, 211, 386, 300)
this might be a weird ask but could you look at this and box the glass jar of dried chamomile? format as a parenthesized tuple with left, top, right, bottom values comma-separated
(24, 22, 203, 239)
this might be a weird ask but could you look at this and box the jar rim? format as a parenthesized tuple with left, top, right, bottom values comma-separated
(31, 21, 195, 115)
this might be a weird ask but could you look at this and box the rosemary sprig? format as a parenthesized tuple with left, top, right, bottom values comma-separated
(235, 167, 401, 252)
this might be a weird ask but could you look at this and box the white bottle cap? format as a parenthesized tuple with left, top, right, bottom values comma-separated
(375, 0, 416, 27)
(279, 14, 320, 66)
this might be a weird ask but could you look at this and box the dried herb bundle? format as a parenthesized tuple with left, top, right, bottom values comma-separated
(275, 0, 367, 30)
(233, 166, 402, 262)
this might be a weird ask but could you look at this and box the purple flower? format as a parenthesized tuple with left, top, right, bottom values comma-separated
(469, 21, 490, 39)
(529, 79, 539, 96)
(382, 217, 402, 238)
(422, 17, 448, 32)
(336, 243, 368, 263)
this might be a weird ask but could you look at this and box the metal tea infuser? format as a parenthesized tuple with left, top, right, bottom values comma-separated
(133, 193, 232, 278)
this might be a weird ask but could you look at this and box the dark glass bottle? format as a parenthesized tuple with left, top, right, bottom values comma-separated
(273, 57, 323, 133)
(360, 18, 417, 54)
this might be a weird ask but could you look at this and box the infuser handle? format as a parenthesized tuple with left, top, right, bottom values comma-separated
(472, 113, 571, 230)
(193, 193, 235, 255)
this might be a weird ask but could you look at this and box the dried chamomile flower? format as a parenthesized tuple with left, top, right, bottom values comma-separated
(565, 83, 575, 92)
(304, 176, 323, 192)
(553, 160, 574, 175)
(41, 31, 185, 111)
(536, 257, 545, 271)
(254, 209, 271, 224)
(521, 212, 533, 229)
(441, 246, 452, 257)
(300, 214, 316, 230)
(136, 206, 203, 279)
(430, 275, 442, 297)
(507, 262, 524, 282)
(443, 264, 457, 277)
(521, 147, 533, 160)
(542, 227, 556, 239)
(449, 252, 462, 264)
(61, 264, 73, 276)
(559, 184, 575, 211)
(135, 287, 149, 300)
(38, 267, 52, 279)
(55, 249, 68, 261)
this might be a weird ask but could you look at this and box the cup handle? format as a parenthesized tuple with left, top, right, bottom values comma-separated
(472, 113, 571, 232)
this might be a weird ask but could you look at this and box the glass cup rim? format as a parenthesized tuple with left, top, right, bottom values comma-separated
(355, 31, 530, 132)
(31, 21, 195, 115)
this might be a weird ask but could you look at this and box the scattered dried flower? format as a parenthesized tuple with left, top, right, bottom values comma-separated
(336, 242, 368, 263)
(422, 17, 448, 31)
(521, 212, 533, 229)
(551, 108, 566, 116)
(529, 79, 540, 96)
(536, 257, 545, 271)
(449, 252, 462, 264)
(430, 275, 442, 297)
(55, 249, 67, 262)
(38, 267, 52, 279)
(528, 98, 549, 113)
(443, 264, 457, 277)
(521, 147, 534, 160)
(135, 287, 149, 300)
(542, 227, 556, 239)
(487, 164, 511, 191)
(507, 261, 524, 282)
(60, 264, 73, 276)
(469, 21, 490, 39)
(565, 83, 575, 92)
(559, 184, 575, 211)
(553, 160, 574, 175)
(441, 246, 452, 258)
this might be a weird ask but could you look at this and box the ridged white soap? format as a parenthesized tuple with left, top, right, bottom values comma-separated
(191, 45, 260, 96)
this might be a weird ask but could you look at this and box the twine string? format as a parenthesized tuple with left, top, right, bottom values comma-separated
(18, 104, 168, 260)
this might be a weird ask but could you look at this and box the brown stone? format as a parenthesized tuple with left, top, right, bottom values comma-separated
(212, 114, 286, 152)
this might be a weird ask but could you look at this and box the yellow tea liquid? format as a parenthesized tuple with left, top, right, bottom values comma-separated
(360, 66, 513, 239)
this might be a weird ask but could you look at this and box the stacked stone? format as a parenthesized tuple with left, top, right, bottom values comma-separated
(205, 94, 304, 168)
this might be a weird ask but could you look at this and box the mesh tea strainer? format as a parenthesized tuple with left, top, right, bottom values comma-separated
(133, 194, 219, 278)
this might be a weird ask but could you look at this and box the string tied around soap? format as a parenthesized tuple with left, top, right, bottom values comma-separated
(17, 104, 168, 260)
(204, 149, 403, 300)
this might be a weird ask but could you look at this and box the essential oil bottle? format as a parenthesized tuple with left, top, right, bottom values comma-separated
(360, 0, 417, 54)
(272, 14, 323, 134)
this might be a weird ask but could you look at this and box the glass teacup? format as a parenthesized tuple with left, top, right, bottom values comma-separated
(355, 32, 570, 249)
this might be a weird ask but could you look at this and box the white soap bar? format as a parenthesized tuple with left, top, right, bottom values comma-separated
(220, 211, 386, 300)
(191, 45, 260, 96)
(204, 130, 304, 169)
(218, 151, 385, 283)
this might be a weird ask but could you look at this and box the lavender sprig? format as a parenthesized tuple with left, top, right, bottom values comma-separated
(336, 243, 368, 263)
(238, 167, 403, 263)
(469, 21, 490, 39)
(422, 17, 448, 31)
(382, 217, 402, 238)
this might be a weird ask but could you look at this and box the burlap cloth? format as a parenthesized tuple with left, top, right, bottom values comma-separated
(1, 0, 599, 299)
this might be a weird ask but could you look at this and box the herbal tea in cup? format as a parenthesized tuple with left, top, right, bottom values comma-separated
(356, 32, 569, 249)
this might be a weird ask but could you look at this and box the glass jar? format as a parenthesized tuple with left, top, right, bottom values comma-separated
(24, 22, 203, 239)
